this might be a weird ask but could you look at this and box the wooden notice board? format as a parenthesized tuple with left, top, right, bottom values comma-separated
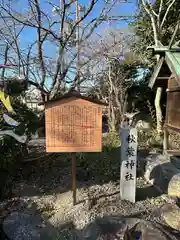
(45, 97, 102, 152)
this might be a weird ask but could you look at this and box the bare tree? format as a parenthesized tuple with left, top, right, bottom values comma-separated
(84, 29, 138, 130)
(80, 28, 133, 87)
(0, 0, 123, 101)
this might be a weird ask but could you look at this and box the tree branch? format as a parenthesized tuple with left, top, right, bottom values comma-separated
(160, 0, 176, 30)
(34, 0, 46, 87)
(28, 80, 48, 94)
(1, 6, 62, 42)
(141, 0, 159, 45)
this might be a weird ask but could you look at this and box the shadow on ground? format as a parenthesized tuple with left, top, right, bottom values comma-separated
(2, 204, 180, 240)
(136, 185, 160, 201)
(9, 148, 162, 202)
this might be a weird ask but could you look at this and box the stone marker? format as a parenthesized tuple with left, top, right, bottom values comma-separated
(120, 127, 138, 203)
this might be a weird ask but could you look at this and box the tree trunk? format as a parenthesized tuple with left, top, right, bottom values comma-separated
(154, 35, 163, 135)
(155, 87, 163, 134)
(108, 102, 116, 131)
(141, 0, 165, 135)
(108, 102, 116, 132)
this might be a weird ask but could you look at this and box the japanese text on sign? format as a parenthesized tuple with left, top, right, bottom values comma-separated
(45, 98, 102, 152)
(123, 133, 137, 181)
(120, 128, 138, 203)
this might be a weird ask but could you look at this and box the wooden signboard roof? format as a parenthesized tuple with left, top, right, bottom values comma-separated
(148, 39, 180, 89)
(45, 91, 106, 152)
(148, 53, 180, 89)
(39, 90, 107, 106)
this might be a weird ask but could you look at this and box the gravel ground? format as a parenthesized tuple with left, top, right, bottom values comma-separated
(7, 148, 172, 230)
(1, 144, 180, 239)
(62, 178, 167, 229)
(0, 178, 169, 227)
(1, 176, 180, 239)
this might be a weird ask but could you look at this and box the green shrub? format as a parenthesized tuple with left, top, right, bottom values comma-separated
(138, 129, 163, 149)
(137, 100, 163, 149)
(76, 132, 121, 182)
(102, 131, 121, 150)
(0, 96, 40, 199)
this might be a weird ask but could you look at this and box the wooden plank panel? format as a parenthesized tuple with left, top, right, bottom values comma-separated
(166, 124, 180, 133)
(148, 57, 164, 89)
(166, 150, 180, 156)
(167, 75, 179, 89)
(45, 98, 102, 152)
(167, 86, 180, 92)
(165, 54, 180, 85)
(166, 90, 180, 129)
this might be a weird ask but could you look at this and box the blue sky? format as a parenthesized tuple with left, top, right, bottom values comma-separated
(16, 0, 137, 48)
(1, 0, 138, 88)
(3, 0, 138, 57)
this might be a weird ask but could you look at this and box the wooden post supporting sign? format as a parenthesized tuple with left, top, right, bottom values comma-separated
(72, 152, 77, 205)
(42, 91, 107, 205)
(120, 127, 138, 203)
